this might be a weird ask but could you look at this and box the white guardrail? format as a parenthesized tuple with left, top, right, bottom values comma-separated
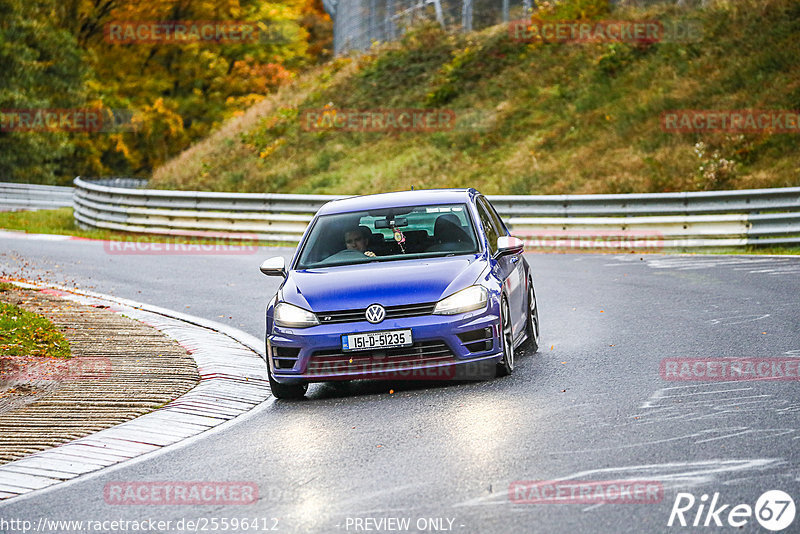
(3, 179, 798, 249)
(68, 178, 800, 250)
(0, 182, 73, 212)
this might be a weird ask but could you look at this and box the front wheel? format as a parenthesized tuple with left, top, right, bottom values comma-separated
(496, 296, 515, 377)
(268, 372, 308, 400)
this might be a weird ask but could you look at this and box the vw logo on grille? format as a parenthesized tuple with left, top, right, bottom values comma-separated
(365, 304, 386, 324)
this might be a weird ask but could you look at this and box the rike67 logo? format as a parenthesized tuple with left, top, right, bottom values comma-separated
(668, 490, 795, 531)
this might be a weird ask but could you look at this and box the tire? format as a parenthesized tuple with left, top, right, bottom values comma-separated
(268, 372, 308, 400)
(523, 278, 540, 353)
(496, 295, 515, 377)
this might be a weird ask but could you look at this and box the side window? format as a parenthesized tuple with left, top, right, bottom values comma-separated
(484, 198, 509, 236)
(476, 198, 500, 254)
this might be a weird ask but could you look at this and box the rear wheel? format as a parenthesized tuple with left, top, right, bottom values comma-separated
(523, 279, 540, 353)
(496, 296, 515, 377)
(268, 372, 308, 400)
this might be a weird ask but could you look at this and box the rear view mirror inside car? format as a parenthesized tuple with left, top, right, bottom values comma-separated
(374, 217, 408, 229)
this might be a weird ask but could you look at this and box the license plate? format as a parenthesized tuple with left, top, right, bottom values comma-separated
(342, 329, 412, 352)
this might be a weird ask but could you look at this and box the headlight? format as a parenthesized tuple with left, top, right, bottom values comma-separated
(274, 302, 319, 328)
(433, 285, 488, 315)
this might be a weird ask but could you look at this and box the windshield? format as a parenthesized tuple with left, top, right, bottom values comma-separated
(295, 203, 479, 269)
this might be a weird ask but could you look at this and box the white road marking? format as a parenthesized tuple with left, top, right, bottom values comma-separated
(453, 459, 781, 507)
(707, 314, 770, 325)
(695, 428, 796, 444)
(607, 255, 800, 277)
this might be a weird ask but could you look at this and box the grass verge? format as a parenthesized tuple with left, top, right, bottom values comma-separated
(0, 208, 292, 248)
(0, 285, 71, 360)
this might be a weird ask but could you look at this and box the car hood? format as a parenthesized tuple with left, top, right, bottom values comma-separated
(281, 254, 486, 311)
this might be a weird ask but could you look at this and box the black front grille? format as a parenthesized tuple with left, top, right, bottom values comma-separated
(307, 341, 455, 375)
(317, 302, 436, 324)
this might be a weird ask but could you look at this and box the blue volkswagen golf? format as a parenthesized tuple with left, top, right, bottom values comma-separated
(260, 189, 539, 399)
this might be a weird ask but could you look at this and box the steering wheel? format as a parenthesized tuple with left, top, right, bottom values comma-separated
(325, 249, 370, 262)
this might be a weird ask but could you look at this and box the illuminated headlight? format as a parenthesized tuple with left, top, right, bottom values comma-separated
(433, 286, 488, 315)
(274, 302, 319, 328)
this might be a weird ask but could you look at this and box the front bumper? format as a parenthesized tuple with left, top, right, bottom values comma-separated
(267, 306, 502, 384)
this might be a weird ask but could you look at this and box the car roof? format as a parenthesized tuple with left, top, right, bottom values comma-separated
(316, 189, 480, 216)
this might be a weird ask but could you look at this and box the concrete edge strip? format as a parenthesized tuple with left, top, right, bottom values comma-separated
(0, 280, 270, 502)
(0, 230, 76, 241)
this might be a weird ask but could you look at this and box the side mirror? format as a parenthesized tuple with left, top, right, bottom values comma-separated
(495, 235, 524, 258)
(259, 256, 287, 277)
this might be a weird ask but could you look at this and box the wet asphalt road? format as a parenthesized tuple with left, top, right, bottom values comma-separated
(1, 236, 799, 533)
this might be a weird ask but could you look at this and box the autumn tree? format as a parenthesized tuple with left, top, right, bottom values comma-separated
(0, 0, 88, 183)
(3, 0, 332, 183)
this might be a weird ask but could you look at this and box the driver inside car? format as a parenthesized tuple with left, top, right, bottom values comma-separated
(344, 226, 376, 257)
